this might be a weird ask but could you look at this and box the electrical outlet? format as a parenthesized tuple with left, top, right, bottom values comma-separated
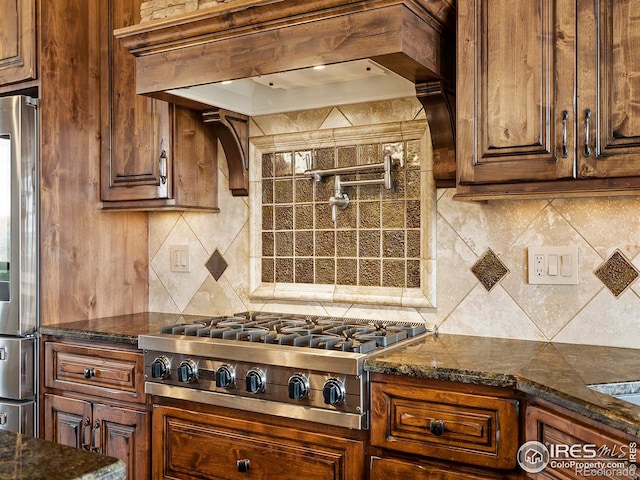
(534, 254, 544, 276)
(528, 246, 578, 285)
(170, 245, 190, 273)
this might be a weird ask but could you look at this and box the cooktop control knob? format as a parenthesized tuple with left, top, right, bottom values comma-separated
(177, 359, 197, 383)
(150, 356, 170, 379)
(215, 364, 235, 389)
(322, 378, 345, 405)
(245, 368, 266, 393)
(287, 373, 310, 400)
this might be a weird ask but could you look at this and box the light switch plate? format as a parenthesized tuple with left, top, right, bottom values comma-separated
(170, 245, 190, 273)
(527, 246, 578, 285)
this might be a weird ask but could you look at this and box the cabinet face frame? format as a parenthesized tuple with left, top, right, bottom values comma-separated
(457, 0, 576, 185)
(0, 0, 36, 85)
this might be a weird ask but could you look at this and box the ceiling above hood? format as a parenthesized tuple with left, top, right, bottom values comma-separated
(114, 0, 456, 196)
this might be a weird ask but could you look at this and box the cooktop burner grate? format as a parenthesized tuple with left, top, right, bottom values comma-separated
(158, 312, 427, 353)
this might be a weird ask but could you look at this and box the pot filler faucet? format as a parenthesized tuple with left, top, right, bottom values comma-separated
(304, 154, 394, 225)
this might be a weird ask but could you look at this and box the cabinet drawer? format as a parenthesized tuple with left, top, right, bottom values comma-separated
(525, 405, 638, 480)
(155, 405, 365, 480)
(44, 341, 145, 404)
(370, 456, 514, 480)
(371, 380, 520, 469)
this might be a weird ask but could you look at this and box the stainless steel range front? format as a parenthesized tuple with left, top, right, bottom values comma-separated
(139, 313, 429, 430)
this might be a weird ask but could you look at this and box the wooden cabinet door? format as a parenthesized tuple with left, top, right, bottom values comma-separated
(100, 0, 171, 202)
(457, 0, 576, 185)
(525, 404, 638, 480)
(0, 0, 36, 85)
(94, 403, 150, 480)
(577, 0, 640, 179)
(43, 393, 92, 450)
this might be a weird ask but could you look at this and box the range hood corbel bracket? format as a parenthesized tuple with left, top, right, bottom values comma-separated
(203, 108, 250, 196)
(416, 81, 456, 189)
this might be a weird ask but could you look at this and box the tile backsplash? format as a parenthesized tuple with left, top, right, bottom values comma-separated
(149, 97, 640, 348)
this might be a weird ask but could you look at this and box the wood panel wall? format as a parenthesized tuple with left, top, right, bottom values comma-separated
(38, 0, 148, 325)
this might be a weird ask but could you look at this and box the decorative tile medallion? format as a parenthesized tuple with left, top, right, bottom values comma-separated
(471, 248, 509, 292)
(206, 249, 228, 281)
(594, 250, 639, 297)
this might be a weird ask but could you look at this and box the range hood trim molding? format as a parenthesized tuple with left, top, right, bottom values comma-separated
(115, 0, 457, 193)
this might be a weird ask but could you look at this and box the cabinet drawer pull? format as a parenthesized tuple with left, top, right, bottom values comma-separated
(91, 420, 101, 453)
(429, 419, 446, 436)
(584, 108, 592, 157)
(81, 417, 91, 450)
(561, 110, 569, 158)
(236, 459, 250, 473)
(83, 368, 95, 379)
(159, 150, 167, 185)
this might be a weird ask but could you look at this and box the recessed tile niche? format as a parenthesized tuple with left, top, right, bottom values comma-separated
(249, 118, 436, 309)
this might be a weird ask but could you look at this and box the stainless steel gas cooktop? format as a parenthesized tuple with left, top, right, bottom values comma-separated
(139, 312, 430, 429)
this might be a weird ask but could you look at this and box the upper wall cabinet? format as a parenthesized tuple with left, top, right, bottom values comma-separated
(456, 0, 640, 199)
(0, 0, 36, 86)
(100, 0, 218, 211)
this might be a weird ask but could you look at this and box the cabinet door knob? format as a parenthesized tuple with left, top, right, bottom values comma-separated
(236, 459, 250, 473)
(83, 368, 95, 379)
(429, 419, 446, 436)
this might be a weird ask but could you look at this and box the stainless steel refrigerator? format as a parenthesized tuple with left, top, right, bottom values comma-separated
(0, 95, 37, 436)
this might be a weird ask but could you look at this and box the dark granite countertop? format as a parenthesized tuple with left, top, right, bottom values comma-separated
(365, 333, 640, 438)
(39, 314, 640, 439)
(39, 312, 210, 344)
(0, 429, 125, 480)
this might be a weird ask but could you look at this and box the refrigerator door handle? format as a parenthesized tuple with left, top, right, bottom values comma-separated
(0, 412, 6, 425)
(0, 347, 5, 360)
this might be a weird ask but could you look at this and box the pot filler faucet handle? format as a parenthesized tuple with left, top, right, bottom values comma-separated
(328, 175, 349, 225)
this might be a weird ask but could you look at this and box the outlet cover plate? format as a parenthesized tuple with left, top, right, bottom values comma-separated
(528, 246, 578, 285)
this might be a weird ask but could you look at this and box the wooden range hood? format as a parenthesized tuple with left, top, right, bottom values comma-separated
(115, 0, 456, 195)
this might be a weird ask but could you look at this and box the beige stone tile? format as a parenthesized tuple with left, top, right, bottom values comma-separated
(183, 275, 247, 316)
(150, 216, 210, 311)
(183, 184, 249, 257)
(333, 285, 404, 307)
(553, 196, 640, 260)
(434, 214, 480, 320)
(252, 107, 333, 135)
(320, 108, 352, 129)
(437, 190, 548, 256)
(438, 285, 544, 341)
(149, 212, 180, 258)
(553, 288, 640, 348)
(342, 304, 426, 323)
(338, 97, 424, 126)
(259, 300, 328, 317)
(148, 268, 180, 313)
(500, 204, 603, 339)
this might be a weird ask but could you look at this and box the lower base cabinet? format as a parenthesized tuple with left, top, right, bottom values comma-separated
(44, 393, 151, 480)
(152, 404, 366, 480)
(525, 401, 640, 480)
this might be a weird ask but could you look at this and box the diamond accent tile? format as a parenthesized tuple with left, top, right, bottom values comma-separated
(594, 250, 639, 297)
(471, 248, 509, 292)
(206, 249, 228, 281)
